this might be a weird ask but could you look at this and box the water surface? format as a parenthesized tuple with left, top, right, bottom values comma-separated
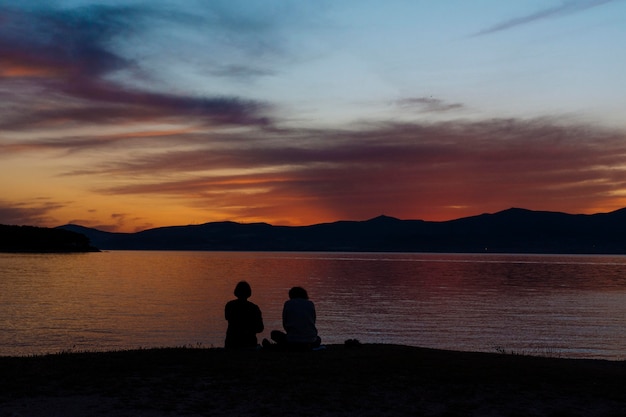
(1, 251, 625, 359)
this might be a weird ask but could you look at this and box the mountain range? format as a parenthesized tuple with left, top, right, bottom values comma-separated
(57, 207, 626, 254)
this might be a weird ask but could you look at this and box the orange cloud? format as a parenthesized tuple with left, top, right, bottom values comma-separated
(43, 117, 617, 229)
(3, 116, 626, 231)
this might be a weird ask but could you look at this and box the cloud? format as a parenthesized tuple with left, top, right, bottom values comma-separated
(0, 5, 273, 131)
(4, 112, 625, 227)
(0, 5, 132, 77)
(207, 64, 277, 79)
(1, 88, 272, 131)
(64, 212, 154, 232)
(0, 199, 66, 226)
(473, 0, 620, 36)
(80, 117, 626, 223)
(394, 97, 464, 113)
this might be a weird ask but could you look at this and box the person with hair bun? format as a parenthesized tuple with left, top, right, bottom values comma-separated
(268, 286, 321, 350)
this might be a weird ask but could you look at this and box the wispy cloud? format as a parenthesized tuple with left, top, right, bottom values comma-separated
(207, 64, 277, 80)
(473, 0, 620, 36)
(394, 97, 464, 113)
(68, 117, 626, 223)
(0, 5, 273, 131)
(0, 199, 67, 226)
(2, 103, 626, 227)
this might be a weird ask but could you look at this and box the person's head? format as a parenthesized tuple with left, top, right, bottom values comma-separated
(288, 286, 308, 300)
(234, 281, 252, 300)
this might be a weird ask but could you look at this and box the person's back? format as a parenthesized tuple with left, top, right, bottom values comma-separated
(268, 286, 321, 350)
(224, 281, 264, 349)
(282, 297, 318, 344)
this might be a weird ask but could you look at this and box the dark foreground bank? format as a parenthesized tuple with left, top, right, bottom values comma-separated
(1, 344, 625, 417)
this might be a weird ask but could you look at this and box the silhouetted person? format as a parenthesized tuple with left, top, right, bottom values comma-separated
(224, 281, 264, 349)
(270, 286, 321, 350)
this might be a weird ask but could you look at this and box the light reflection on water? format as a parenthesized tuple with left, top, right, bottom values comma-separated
(1, 251, 626, 359)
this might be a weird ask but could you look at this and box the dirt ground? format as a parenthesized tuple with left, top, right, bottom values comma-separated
(1, 344, 625, 416)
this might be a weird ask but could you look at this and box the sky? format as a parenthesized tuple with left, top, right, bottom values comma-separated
(1, 0, 626, 232)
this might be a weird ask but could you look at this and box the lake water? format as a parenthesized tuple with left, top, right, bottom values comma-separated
(1, 251, 625, 359)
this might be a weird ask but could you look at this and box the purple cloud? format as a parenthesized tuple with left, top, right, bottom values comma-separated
(79, 117, 626, 222)
(0, 199, 66, 226)
(0, 5, 272, 131)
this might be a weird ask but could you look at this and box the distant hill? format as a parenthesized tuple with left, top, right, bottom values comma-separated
(57, 207, 626, 254)
(0, 225, 99, 253)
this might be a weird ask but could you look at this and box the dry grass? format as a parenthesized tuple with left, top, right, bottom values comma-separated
(1, 344, 625, 416)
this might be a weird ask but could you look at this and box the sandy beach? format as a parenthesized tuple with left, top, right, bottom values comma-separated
(1, 344, 625, 416)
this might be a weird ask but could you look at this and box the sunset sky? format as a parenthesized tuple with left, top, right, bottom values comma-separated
(1, 0, 626, 232)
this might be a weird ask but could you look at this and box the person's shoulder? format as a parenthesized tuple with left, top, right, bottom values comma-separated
(225, 298, 243, 307)
(287, 298, 313, 306)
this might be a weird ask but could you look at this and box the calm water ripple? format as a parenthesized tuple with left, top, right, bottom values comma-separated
(1, 251, 625, 359)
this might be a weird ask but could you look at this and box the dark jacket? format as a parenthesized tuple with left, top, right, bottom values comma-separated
(224, 299, 264, 348)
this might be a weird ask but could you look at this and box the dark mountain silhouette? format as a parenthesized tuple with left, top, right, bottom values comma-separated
(0, 225, 99, 253)
(56, 207, 626, 254)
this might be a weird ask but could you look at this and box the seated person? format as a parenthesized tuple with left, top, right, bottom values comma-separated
(224, 281, 264, 349)
(269, 286, 321, 350)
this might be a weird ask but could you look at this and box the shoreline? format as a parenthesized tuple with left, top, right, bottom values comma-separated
(1, 344, 625, 416)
